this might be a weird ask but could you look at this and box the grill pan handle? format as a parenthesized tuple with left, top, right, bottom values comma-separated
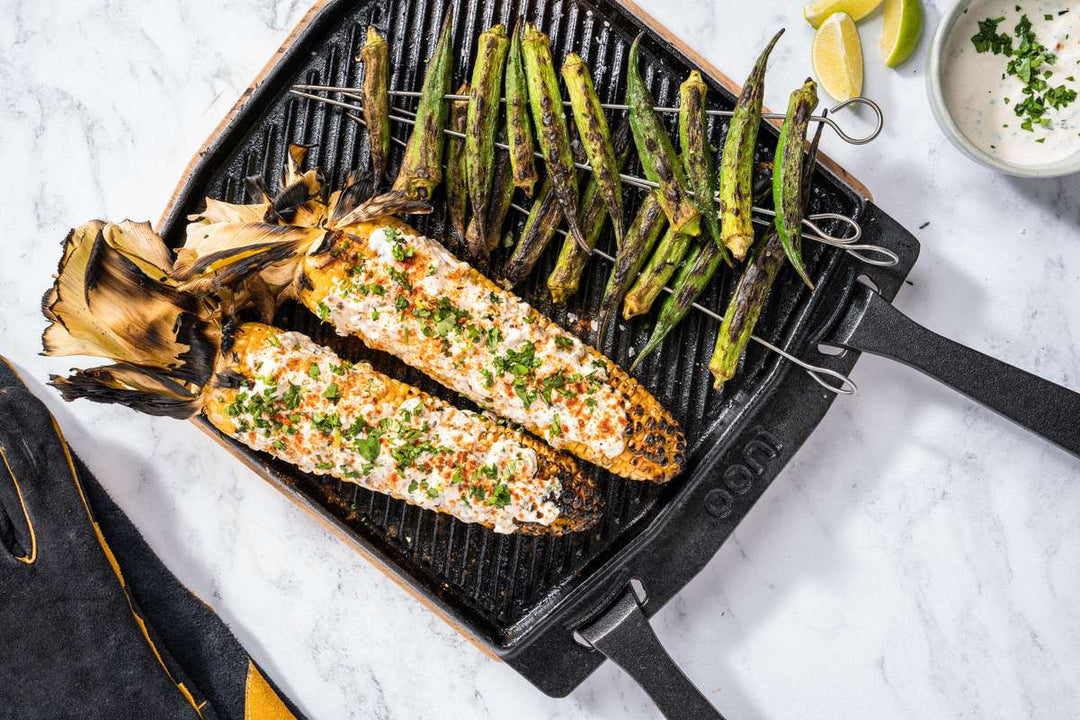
(829, 282, 1080, 458)
(576, 584, 726, 720)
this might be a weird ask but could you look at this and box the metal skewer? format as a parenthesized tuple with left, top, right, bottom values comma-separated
(292, 84, 884, 145)
(289, 87, 888, 257)
(503, 199, 857, 395)
(289, 90, 871, 394)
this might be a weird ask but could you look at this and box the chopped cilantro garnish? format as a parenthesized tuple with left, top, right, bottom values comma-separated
(308, 363, 321, 379)
(489, 292, 502, 305)
(282, 383, 303, 410)
(549, 414, 562, 438)
(555, 335, 574, 349)
(354, 433, 381, 463)
(317, 302, 330, 322)
(451, 467, 464, 484)
(486, 483, 511, 509)
(322, 383, 341, 402)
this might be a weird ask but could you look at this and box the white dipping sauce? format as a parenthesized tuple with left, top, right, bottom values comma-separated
(943, 0, 1080, 166)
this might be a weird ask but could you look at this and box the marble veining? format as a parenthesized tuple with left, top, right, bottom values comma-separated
(2, 0, 1079, 717)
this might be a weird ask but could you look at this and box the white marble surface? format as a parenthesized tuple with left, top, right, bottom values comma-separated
(3, 0, 1080, 717)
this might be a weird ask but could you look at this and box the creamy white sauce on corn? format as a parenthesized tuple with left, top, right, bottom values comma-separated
(219, 331, 559, 533)
(318, 226, 629, 460)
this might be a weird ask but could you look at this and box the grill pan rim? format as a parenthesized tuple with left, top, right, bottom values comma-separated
(151, 0, 921, 697)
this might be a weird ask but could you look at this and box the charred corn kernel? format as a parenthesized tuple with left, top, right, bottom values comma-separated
(466, 25, 510, 242)
(392, 20, 453, 200)
(296, 219, 685, 482)
(446, 83, 470, 245)
(719, 30, 783, 259)
(359, 26, 391, 182)
(626, 36, 700, 237)
(562, 53, 624, 245)
(505, 22, 539, 197)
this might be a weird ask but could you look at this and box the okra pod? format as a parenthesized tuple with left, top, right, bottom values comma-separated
(505, 22, 539, 197)
(772, 78, 819, 290)
(562, 52, 624, 245)
(630, 162, 775, 371)
(466, 25, 510, 241)
(679, 70, 731, 266)
(392, 19, 453, 200)
(547, 120, 632, 304)
(622, 226, 694, 319)
(719, 29, 783, 259)
(465, 136, 515, 262)
(626, 35, 700, 237)
(520, 24, 589, 253)
(359, 26, 390, 182)
(483, 145, 516, 255)
(709, 109, 826, 388)
(502, 177, 561, 287)
(596, 190, 667, 346)
(446, 83, 470, 245)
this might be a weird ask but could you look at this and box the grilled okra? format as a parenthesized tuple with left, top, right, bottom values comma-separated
(503, 177, 561, 287)
(597, 190, 667, 345)
(622, 226, 693, 319)
(520, 24, 589, 253)
(630, 162, 775, 371)
(719, 29, 783, 259)
(772, 78, 819, 290)
(562, 52, 624, 245)
(548, 120, 632, 304)
(359, 26, 391, 182)
(626, 35, 700, 237)
(392, 19, 453, 199)
(709, 109, 826, 387)
(466, 25, 510, 241)
(446, 83, 470, 245)
(505, 22, 539, 197)
(679, 71, 730, 266)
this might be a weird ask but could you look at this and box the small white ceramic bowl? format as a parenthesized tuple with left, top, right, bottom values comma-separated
(926, 0, 1080, 178)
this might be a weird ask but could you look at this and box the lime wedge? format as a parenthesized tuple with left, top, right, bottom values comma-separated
(812, 12, 864, 101)
(880, 0, 923, 67)
(803, 0, 883, 28)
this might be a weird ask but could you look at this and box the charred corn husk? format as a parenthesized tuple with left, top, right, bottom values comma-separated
(446, 83, 471, 246)
(359, 26, 390, 182)
(297, 220, 684, 482)
(719, 30, 783, 259)
(392, 20, 453, 199)
(547, 120, 632, 304)
(626, 35, 699, 237)
(520, 24, 590, 253)
(772, 78, 819, 290)
(466, 25, 510, 242)
(505, 22, 538, 197)
(562, 52, 624, 245)
(43, 221, 600, 535)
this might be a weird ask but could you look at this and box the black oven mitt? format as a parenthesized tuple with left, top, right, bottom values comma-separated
(0, 357, 304, 720)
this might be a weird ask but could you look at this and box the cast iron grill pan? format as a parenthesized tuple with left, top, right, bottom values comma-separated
(158, 0, 919, 696)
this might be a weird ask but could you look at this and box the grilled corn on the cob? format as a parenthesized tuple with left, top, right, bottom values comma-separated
(297, 219, 685, 482)
(43, 221, 600, 535)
